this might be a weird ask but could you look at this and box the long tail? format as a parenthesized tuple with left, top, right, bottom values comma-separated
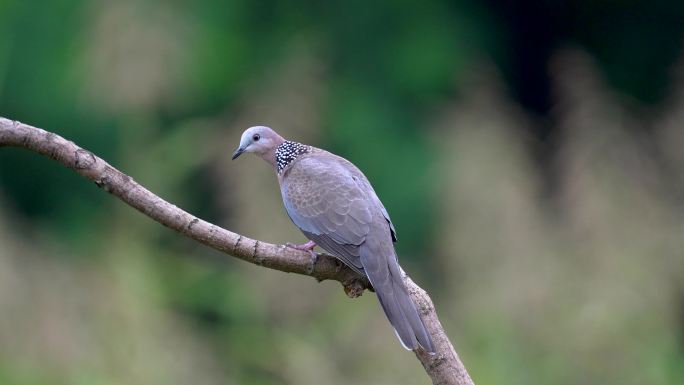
(361, 252, 436, 353)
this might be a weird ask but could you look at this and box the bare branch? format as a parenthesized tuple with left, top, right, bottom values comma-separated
(0, 117, 474, 385)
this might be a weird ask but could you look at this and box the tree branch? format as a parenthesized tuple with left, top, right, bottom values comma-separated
(0, 117, 474, 385)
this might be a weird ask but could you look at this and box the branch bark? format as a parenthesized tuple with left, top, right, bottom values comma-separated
(0, 117, 474, 385)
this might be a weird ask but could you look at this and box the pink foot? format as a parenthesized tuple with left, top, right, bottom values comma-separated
(286, 240, 318, 273)
(286, 240, 316, 251)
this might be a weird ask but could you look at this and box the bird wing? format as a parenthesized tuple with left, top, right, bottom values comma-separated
(355, 171, 397, 242)
(331, 155, 397, 242)
(280, 155, 375, 274)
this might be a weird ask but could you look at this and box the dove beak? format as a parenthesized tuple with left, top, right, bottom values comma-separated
(231, 146, 245, 160)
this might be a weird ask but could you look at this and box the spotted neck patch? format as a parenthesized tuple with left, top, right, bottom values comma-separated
(276, 141, 310, 173)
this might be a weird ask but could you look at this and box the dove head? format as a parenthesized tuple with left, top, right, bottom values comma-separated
(232, 126, 285, 166)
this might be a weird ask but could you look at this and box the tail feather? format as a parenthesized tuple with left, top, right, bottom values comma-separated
(362, 252, 436, 353)
(375, 288, 419, 350)
(388, 259, 436, 353)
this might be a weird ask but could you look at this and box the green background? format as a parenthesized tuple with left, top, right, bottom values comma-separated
(1, 1, 684, 384)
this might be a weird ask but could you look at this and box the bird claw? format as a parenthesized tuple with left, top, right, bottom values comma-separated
(286, 241, 318, 274)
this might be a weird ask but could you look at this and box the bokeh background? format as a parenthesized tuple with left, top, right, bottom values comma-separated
(1, 1, 684, 384)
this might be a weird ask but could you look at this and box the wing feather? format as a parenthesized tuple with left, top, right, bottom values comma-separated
(281, 155, 374, 270)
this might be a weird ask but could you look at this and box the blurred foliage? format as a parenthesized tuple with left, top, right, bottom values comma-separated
(1, 0, 684, 384)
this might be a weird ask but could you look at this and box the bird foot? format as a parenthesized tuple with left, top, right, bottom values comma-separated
(286, 240, 316, 251)
(286, 241, 318, 273)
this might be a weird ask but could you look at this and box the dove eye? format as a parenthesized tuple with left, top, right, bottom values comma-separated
(253, 134, 260, 141)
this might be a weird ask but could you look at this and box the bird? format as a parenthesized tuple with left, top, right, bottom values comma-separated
(231, 125, 436, 353)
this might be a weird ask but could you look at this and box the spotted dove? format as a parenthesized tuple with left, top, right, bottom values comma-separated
(232, 126, 435, 353)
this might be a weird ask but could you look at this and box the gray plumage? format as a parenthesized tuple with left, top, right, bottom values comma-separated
(232, 126, 435, 353)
